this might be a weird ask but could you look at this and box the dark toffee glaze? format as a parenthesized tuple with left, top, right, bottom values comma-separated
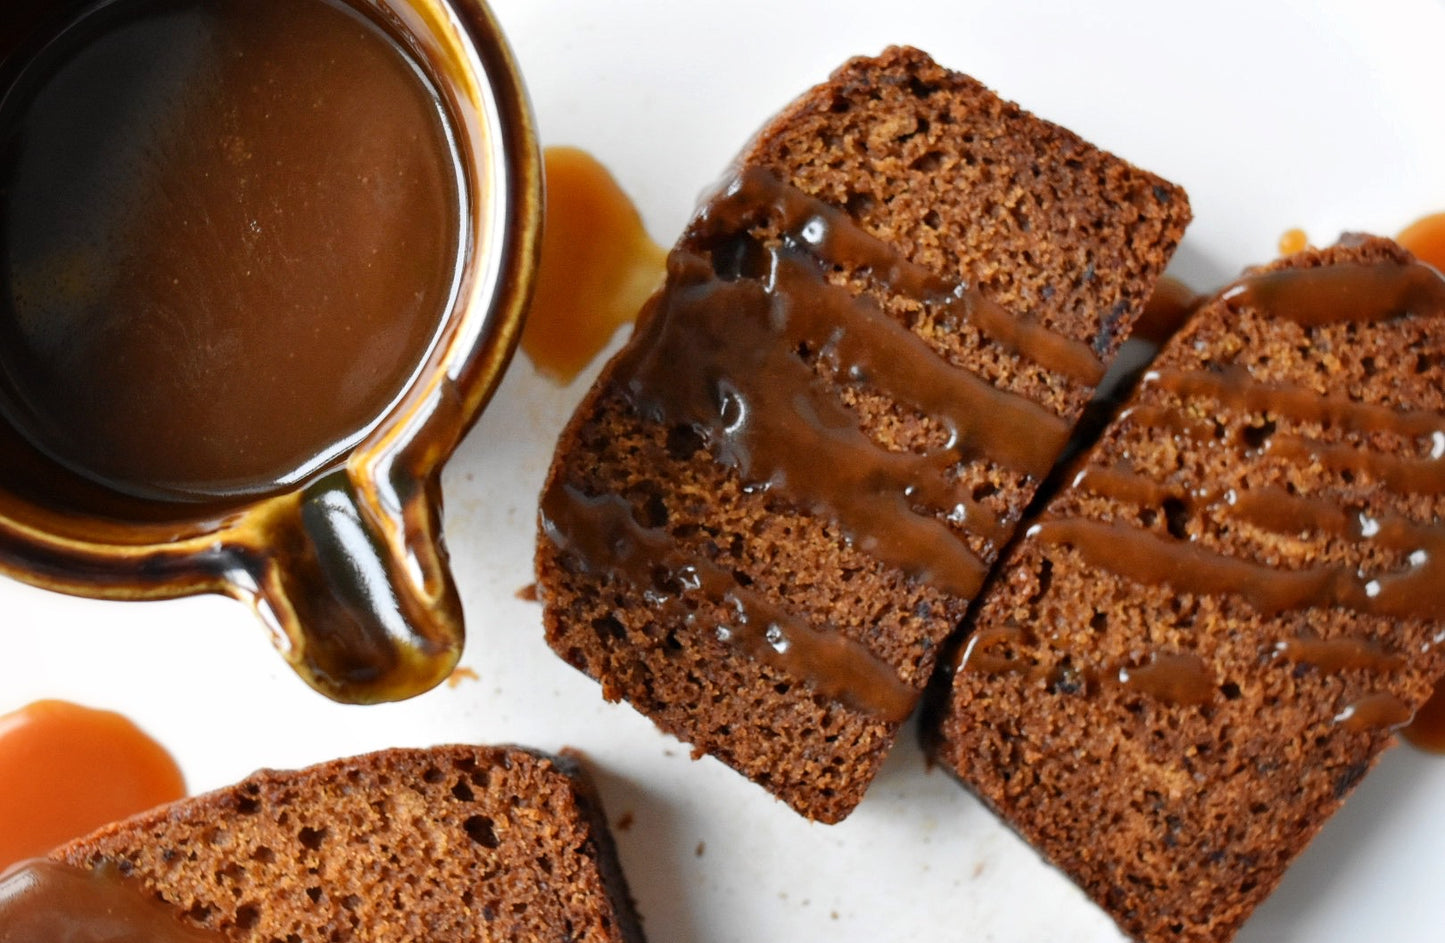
(985, 257, 1445, 730)
(1221, 260, 1445, 329)
(541, 484, 916, 722)
(1334, 692, 1414, 732)
(690, 168, 1107, 387)
(0, 0, 462, 502)
(1402, 682, 1445, 752)
(957, 625, 1217, 707)
(1129, 274, 1201, 347)
(0, 859, 223, 943)
(544, 167, 1101, 720)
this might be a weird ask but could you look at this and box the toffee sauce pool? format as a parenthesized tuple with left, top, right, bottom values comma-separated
(0, 0, 464, 502)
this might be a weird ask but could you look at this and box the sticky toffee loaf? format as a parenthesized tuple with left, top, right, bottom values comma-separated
(536, 46, 1190, 822)
(925, 237, 1445, 941)
(49, 746, 645, 943)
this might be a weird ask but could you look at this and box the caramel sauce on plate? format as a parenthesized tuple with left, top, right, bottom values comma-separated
(0, 859, 221, 943)
(0, 0, 462, 501)
(521, 147, 666, 384)
(1398, 212, 1445, 271)
(0, 700, 184, 869)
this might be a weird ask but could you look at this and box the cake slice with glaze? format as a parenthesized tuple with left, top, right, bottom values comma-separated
(536, 46, 1190, 822)
(925, 236, 1445, 941)
(47, 745, 645, 942)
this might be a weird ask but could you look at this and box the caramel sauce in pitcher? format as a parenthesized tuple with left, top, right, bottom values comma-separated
(0, 0, 463, 502)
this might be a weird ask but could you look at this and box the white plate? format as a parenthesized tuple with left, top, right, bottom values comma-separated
(5, 1, 1445, 940)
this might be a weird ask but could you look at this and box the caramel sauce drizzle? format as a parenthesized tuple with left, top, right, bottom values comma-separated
(1028, 517, 1391, 618)
(1274, 636, 1405, 674)
(1265, 435, 1445, 496)
(1113, 403, 1217, 443)
(545, 168, 1099, 719)
(1070, 464, 1181, 509)
(1118, 653, 1216, 706)
(959, 626, 1216, 707)
(696, 168, 1107, 387)
(1076, 467, 1429, 556)
(541, 484, 916, 723)
(1014, 258, 1445, 729)
(0, 859, 224, 943)
(613, 174, 1090, 595)
(618, 250, 990, 596)
(1222, 260, 1445, 328)
(1334, 692, 1414, 732)
(957, 626, 1049, 681)
(1154, 368, 1445, 443)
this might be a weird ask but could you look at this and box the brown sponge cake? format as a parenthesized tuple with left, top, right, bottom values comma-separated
(536, 46, 1190, 823)
(51, 745, 645, 943)
(925, 236, 1445, 941)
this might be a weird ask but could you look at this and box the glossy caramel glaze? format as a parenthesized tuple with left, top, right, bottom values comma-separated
(0, 701, 184, 869)
(958, 625, 1215, 707)
(542, 168, 1105, 717)
(521, 147, 666, 383)
(1131, 275, 1202, 347)
(930, 239, 1445, 943)
(542, 484, 915, 721)
(1402, 682, 1445, 752)
(973, 252, 1445, 729)
(0, 859, 222, 943)
(1397, 211, 1445, 750)
(0, 0, 461, 501)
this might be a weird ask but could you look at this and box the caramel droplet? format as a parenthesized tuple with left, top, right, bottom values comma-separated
(445, 666, 479, 688)
(521, 147, 667, 383)
(1278, 227, 1309, 257)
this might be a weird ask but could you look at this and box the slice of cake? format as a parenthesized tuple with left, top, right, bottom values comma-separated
(48, 745, 645, 942)
(925, 236, 1445, 941)
(536, 46, 1190, 822)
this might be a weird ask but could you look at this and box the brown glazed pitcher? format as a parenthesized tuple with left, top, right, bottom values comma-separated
(0, 0, 541, 703)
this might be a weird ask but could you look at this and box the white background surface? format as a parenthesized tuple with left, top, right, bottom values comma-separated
(4, 1, 1445, 940)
